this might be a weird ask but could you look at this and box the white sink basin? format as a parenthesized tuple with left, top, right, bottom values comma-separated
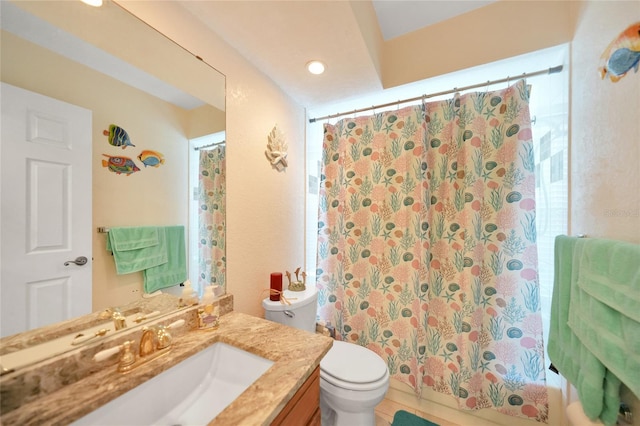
(72, 342, 274, 425)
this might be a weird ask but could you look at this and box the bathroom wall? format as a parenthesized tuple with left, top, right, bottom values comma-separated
(569, 1, 640, 424)
(0, 31, 225, 311)
(117, 1, 308, 317)
(381, 0, 573, 89)
(570, 2, 640, 244)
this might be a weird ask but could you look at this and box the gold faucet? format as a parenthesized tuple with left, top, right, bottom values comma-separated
(139, 319, 180, 356)
(99, 307, 128, 330)
(112, 309, 128, 331)
(118, 340, 136, 372)
(138, 328, 156, 358)
(155, 325, 173, 350)
(93, 319, 185, 373)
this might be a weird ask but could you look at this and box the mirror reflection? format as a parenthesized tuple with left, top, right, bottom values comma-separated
(0, 0, 226, 365)
(0, 294, 188, 372)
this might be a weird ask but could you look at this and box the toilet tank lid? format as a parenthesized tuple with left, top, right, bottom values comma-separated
(261, 287, 317, 312)
(321, 340, 388, 384)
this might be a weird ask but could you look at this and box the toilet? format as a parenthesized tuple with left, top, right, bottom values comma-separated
(263, 287, 389, 426)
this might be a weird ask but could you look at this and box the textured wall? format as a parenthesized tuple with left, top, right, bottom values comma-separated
(570, 1, 640, 424)
(570, 1, 640, 244)
(381, 0, 573, 89)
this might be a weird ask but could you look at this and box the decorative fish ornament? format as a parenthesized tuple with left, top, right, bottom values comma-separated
(103, 124, 135, 149)
(138, 150, 165, 168)
(599, 22, 640, 82)
(101, 154, 140, 175)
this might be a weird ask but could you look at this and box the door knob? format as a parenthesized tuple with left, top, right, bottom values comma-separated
(64, 256, 88, 266)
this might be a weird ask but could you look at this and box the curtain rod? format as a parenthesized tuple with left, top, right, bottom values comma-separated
(194, 140, 225, 151)
(309, 65, 563, 123)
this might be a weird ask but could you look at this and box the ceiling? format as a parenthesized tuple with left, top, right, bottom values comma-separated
(177, 0, 497, 109)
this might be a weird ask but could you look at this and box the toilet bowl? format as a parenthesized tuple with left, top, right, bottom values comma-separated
(319, 339, 389, 425)
(263, 287, 390, 426)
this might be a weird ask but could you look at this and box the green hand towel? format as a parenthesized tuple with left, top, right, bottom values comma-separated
(107, 226, 168, 274)
(107, 226, 159, 251)
(143, 226, 187, 294)
(547, 235, 621, 426)
(568, 238, 640, 398)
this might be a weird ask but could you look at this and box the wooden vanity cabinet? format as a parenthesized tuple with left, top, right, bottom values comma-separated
(271, 366, 321, 425)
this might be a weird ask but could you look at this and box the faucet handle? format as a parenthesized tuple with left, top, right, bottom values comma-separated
(93, 345, 122, 362)
(98, 308, 114, 320)
(118, 340, 136, 372)
(93, 339, 136, 368)
(166, 319, 185, 329)
(155, 319, 185, 350)
(133, 310, 160, 324)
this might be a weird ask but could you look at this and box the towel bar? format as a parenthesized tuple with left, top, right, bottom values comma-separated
(97, 227, 110, 233)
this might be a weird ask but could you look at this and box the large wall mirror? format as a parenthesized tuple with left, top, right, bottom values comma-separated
(0, 0, 225, 367)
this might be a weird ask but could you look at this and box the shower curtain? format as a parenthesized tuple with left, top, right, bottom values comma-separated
(316, 80, 548, 421)
(198, 146, 226, 292)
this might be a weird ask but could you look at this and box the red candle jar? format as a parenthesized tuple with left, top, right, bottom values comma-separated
(270, 272, 283, 301)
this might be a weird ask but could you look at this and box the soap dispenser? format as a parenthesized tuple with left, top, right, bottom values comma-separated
(198, 285, 219, 330)
(179, 280, 197, 307)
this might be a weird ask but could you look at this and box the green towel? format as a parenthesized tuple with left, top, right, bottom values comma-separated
(107, 227, 168, 274)
(547, 236, 621, 426)
(391, 410, 438, 426)
(568, 238, 640, 397)
(143, 226, 187, 293)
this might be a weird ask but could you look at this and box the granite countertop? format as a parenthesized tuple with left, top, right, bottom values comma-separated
(0, 311, 333, 425)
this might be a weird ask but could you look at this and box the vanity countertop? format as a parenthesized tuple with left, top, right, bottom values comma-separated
(0, 311, 334, 425)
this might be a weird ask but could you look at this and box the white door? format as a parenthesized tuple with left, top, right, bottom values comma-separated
(1, 82, 92, 338)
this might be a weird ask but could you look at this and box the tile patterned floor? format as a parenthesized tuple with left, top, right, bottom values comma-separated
(375, 398, 459, 426)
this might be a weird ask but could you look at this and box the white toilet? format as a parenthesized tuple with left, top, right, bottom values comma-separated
(263, 287, 389, 426)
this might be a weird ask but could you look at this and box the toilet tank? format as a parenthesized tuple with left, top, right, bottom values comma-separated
(262, 287, 318, 333)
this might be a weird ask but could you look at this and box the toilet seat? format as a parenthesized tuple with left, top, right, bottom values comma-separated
(320, 340, 388, 391)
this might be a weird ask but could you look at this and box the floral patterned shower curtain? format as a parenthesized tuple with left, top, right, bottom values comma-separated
(198, 146, 226, 292)
(317, 104, 430, 392)
(316, 80, 548, 421)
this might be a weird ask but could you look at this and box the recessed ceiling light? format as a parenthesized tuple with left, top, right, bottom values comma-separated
(306, 60, 325, 75)
(81, 0, 103, 7)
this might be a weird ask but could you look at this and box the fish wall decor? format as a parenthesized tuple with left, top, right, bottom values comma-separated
(138, 150, 165, 168)
(103, 124, 135, 149)
(101, 154, 140, 176)
(599, 22, 640, 82)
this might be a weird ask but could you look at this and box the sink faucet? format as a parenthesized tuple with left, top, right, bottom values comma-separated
(112, 309, 127, 330)
(93, 319, 185, 373)
(140, 318, 184, 357)
(139, 328, 156, 358)
(99, 307, 128, 330)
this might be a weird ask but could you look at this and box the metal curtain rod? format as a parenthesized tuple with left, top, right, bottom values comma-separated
(309, 65, 563, 123)
(194, 140, 225, 151)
